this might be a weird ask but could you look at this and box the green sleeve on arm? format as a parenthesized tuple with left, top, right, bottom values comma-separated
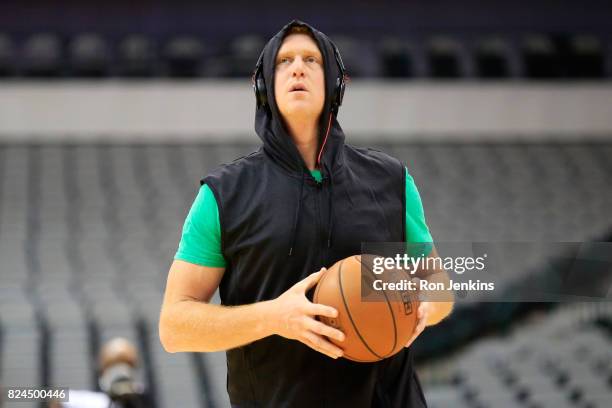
(174, 184, 227, 267)
(405, 167, 434, 257)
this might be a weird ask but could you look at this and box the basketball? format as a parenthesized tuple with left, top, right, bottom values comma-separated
(313, 255, 420, 362)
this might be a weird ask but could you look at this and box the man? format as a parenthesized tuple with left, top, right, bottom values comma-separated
(49, 337, 149, 408)
(160, 20, 454, 407)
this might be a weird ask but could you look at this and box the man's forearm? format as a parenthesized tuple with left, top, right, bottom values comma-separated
(160, 299, 278, 353)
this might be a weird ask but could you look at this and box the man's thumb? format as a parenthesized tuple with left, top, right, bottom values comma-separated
(299, 267, 327, 291)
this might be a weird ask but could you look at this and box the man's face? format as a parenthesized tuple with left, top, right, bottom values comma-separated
(274, 33, 325, 121)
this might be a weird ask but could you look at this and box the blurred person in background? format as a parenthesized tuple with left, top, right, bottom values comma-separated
(160, 19, 453, 407)
(49, 337, 150, 408)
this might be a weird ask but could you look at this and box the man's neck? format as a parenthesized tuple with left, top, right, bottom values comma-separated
(285, 117, 319, 170)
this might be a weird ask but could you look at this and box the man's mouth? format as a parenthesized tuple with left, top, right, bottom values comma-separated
(290, 84, 308, 92)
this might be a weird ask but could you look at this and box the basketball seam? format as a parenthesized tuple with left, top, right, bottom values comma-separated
(339, 258, 385, 361)
(358, 256, 399, 357)
(315, 267, 371, 361)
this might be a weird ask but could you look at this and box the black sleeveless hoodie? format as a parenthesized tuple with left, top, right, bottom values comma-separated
(201, 20, 428, 408)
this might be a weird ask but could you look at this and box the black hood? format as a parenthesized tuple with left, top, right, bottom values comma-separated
(254, 19, 346, 177)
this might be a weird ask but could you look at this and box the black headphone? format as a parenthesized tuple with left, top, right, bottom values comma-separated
(252, 39, 347, 115)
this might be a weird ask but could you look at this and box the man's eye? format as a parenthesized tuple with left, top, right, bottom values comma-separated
(305, 56, 318, 63)
(278, 57, 291, 65)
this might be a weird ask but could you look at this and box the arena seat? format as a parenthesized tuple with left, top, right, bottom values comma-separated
(226, 34, 265, 77)
(522, 34, 562, 79)
(474, 36, 512, 79)
(426, 36, 465, 78)
(566, 34, 605, 78)
(118, 34, 158, 77)
(69, 33, 112, 77)
(22, 33, 63, 78)
(378, 37, 416, 78)
(0, 34, 15, 77)
(0, 30, 610, 80)
(330, 34, 381, 77)
(162, 36, 205, 78)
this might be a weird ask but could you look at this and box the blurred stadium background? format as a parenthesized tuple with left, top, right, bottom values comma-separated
(1, 0, 611, 407)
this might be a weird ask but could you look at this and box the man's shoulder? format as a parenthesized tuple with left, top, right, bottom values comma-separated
(202, 147, 264, 185)
(343, 144, 404, 194)
(344, 144, 404, 171)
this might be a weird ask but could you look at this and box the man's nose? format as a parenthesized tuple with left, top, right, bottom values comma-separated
(291, 57, 306, 77)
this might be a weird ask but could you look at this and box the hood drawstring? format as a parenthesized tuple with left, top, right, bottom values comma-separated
(320, 112, 336, 249)
(288, 172, 306, 256)
(289, 112, 335, 256)
(325, 162, 335, 248)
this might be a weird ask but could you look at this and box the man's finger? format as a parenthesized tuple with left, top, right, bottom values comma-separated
(302, 332, 341, 359)
(305, 302, 338, 319)
(304, 317, 345, 342)
(295, 268, 327, 292)
(417, 303, 426, 319)
(303, 338, 336, 359)
(415, 319, 426, 336)
(404, 326, 420, 348)
(417, 302, 431, 326)
(415, 309, 427, 334)
(302, 331, 343, 359)
(404, 335, 417, 348)
(404, 325, 423, 348)
(405, 314, 427, 348)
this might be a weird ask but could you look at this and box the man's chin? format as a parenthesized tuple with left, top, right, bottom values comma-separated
(282, 105, 317, 118)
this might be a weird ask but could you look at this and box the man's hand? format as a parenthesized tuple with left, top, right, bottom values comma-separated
(404, 301, 433, 348)
(271, 268, 345, 359)
(403, 273, 453, 348)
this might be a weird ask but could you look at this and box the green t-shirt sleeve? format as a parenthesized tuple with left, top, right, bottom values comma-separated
(174, 184, 227, 267)
(405, 167, 434, 256)
(174, 170, 429, 266)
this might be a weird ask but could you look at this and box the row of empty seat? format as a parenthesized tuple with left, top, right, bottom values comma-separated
(0, 141, 611, 407)
(0, 32, 610, 78)
(426, 304, 612, 408)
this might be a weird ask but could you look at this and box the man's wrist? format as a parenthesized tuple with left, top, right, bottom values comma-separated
(256, 299, 279, 337)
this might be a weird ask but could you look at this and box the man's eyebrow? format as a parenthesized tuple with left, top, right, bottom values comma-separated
(276, 49, 322, 59)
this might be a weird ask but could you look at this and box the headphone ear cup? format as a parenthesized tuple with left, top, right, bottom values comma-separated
(255, 75, 268, 109)
(332, 76, 345, 114)
(337, 76, 345, 107)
